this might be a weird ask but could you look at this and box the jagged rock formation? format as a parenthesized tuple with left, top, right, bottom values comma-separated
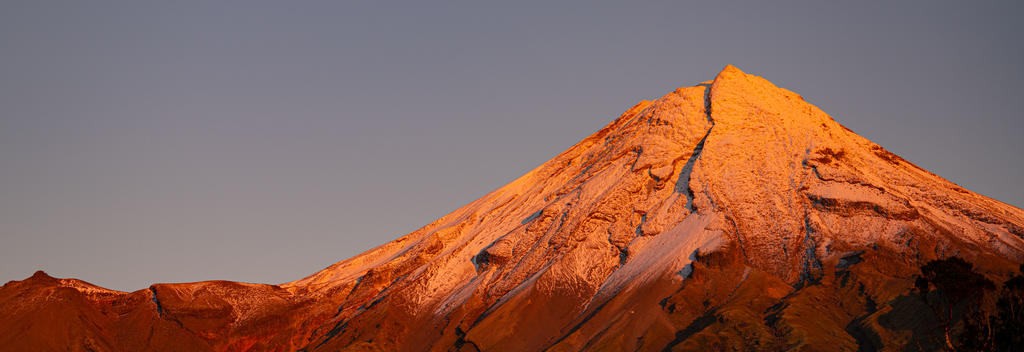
(3, 66, 1023, 351)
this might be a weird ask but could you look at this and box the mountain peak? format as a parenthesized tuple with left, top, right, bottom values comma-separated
(706, 65, 822, 130)
(713, 64, 746, 81)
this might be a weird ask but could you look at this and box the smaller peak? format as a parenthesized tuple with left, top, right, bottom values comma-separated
(24, 270, 57, 284)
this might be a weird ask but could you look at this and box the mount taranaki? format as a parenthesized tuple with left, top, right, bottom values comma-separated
(3, 66, 1022, 351)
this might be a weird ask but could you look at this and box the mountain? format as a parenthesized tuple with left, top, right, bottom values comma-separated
(3, 66, 1023, 351)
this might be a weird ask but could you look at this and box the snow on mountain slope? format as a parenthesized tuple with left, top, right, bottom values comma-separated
(2, 66, 1022, 351)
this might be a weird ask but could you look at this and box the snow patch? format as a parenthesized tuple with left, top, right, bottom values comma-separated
(588, 213, 723, 308)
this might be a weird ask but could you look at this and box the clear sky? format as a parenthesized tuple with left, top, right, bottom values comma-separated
(2, 1, 1022, 291)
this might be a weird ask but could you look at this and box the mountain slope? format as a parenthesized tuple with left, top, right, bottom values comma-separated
(3, 66, 1022, 351)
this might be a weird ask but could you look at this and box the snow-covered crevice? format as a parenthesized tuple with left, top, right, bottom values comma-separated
(700, 82, 713, 124)
(807, 164, 887, 195)
(797, 215, 823, 287)
(676, 249, 699, 279)
(629, 146, 643, 172)
(674, 83, 716, 214)
(675, 134, 709, 213)
(149, 287, 163, 317)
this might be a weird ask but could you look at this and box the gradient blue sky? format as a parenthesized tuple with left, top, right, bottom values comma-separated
(2, 1, 1022, 291)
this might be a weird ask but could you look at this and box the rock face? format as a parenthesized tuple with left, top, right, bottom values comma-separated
(3, 66, 1023, 351)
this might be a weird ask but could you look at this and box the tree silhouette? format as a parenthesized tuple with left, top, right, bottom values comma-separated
(991, 264, 1024, 350)
(956, 263, 1024, 351)
(914, 257, 995, 351)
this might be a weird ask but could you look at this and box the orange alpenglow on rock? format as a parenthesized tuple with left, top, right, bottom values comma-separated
(2, 66, 1022, 351)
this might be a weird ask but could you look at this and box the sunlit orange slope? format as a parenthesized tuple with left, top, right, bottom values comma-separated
(3, 66, 1022, 351)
